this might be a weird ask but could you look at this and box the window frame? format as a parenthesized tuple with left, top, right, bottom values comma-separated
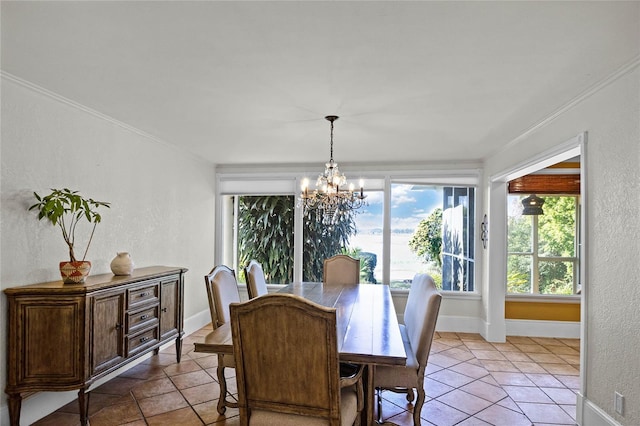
(507, 194, 580, 295)
(215, 165, 481, 293)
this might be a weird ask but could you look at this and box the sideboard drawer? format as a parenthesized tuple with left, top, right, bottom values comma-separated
(127, 282, 159, 310)
(127, 326, 159, 357)
(127, 305, 159, 334)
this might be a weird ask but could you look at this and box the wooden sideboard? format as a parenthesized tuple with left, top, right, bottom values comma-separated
(4, 266, 187, 426)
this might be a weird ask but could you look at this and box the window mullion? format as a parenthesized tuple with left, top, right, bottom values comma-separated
(532, 215, 540, 294)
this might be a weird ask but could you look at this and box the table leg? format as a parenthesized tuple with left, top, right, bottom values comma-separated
(364, 364, 374, 425)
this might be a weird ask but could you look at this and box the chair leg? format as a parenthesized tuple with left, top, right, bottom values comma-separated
(376, 387, 383, 424)
(413, 384, 425, 426)
(406, 388, 414, 402)
(356, 376, 363, 425)
(216, 361, 227, 414)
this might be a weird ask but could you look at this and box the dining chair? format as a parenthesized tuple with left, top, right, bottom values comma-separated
(323, 254, 360, 286)
(244, 259, 268, 299)
(204, 265, 241, 414)
(230, 294, 364, 426)
(375, 273, 442, 426)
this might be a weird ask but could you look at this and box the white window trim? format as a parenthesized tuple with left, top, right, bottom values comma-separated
(507, 195, 580, 295)
(488, 131, 586, 344)
(215, 164, 482, 290)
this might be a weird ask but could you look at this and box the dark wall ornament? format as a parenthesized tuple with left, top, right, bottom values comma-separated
(481, 214, 488, 249)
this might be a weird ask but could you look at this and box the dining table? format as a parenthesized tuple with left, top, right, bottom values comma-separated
(194, 282, 407, 425)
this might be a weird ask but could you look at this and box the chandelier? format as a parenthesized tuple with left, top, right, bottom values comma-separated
(299, 115, 367, 225)
(521, 194, 545, 215)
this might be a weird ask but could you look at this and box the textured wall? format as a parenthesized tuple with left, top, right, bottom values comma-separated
(584, 69, 640, 425)
(485, 66, 640, 425)
(1, 77, 216, 423)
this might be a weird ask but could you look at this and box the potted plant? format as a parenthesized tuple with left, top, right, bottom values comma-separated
(29, 188, 110, 283)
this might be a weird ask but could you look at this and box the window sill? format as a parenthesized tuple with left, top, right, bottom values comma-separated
(261, 284, 483, 301)
(506, 294, 581, 303)
(390, 288, 481, 300)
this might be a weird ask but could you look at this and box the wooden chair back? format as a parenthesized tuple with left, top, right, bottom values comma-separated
(404, 273, 442, 373)
(323, 255, 360, 286)
(244, 260, 268, 299)
(204, 265, 241, 328)
(230, 294, 342, 425)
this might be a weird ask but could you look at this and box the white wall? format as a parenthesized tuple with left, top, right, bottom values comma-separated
(0, 76, 216, 424)
(485, 64, 640, 425)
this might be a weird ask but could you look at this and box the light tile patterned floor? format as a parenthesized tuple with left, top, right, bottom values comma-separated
(34, 326, 580, 426)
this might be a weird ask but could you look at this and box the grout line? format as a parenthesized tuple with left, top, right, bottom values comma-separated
(39, 330, 579, 426)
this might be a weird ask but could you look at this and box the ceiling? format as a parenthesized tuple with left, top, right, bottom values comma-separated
(2, 1, 638, 166)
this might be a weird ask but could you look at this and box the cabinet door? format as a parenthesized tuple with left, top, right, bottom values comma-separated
(7, 296, 86, 389)
(159, 278, 180, 340)
(92, 291, 125, 374)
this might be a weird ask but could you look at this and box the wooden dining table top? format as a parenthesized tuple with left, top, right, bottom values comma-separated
(194, 282, 406, 366)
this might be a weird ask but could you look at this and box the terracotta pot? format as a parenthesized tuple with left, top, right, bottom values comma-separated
(59, 261, 92, 284)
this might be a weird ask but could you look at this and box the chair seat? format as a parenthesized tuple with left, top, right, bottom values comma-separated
(249, 387, 358, 426)
(374, 324, 419, 388)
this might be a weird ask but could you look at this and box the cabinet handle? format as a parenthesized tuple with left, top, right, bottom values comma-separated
(162, 307, 168, 313)
(140, 336, 150, 343)
(140, 314, 149, 320)
(115, 323, 122, 330)
(139, 292, 149, 298)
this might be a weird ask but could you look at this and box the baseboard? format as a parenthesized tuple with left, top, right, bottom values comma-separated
(0, 309, 212, 426)
(184, 308, 212, 335)
(434, 315, 483, 334)
(401, 315, 579, 341)
(506, 319, 580, 338)
(577, 392, 622, 426)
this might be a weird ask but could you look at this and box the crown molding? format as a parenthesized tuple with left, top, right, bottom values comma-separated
(488, 54, 640, 160)
(1, 70, 210, 165)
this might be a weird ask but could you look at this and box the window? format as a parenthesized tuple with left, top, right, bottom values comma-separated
(348, 183, 476, 290)
(221, 194, 295, 285)
(302, 201, 360, 282)
(507, 195, 579, 295)
(390, 184, 440, 288)
(216, 170, 479, 292)
(344, 190, 383, 284)
(441, 187, 475, 291)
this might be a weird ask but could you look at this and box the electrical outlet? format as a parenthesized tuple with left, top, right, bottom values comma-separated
(614, 391, 624, 415)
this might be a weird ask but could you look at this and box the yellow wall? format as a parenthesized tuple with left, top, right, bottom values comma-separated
(505, 301, 580, 322)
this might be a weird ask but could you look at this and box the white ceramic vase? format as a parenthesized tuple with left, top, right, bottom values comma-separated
(110, 252, 135, 275)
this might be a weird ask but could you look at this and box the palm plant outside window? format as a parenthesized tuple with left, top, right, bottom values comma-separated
(233, 195, 357, 284)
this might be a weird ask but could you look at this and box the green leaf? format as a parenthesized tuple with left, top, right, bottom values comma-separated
(30, 188, 109, 261)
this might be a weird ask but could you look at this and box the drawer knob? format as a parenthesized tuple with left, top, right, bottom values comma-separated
(140, 336, 150, 343)
(139, 292, 149, 298)
(140, 314, 149, 320)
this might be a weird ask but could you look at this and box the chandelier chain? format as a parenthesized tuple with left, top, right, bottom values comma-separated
(329, 118, 334, 163)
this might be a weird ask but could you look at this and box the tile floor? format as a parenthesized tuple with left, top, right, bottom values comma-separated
(34, 325, 580, 426)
